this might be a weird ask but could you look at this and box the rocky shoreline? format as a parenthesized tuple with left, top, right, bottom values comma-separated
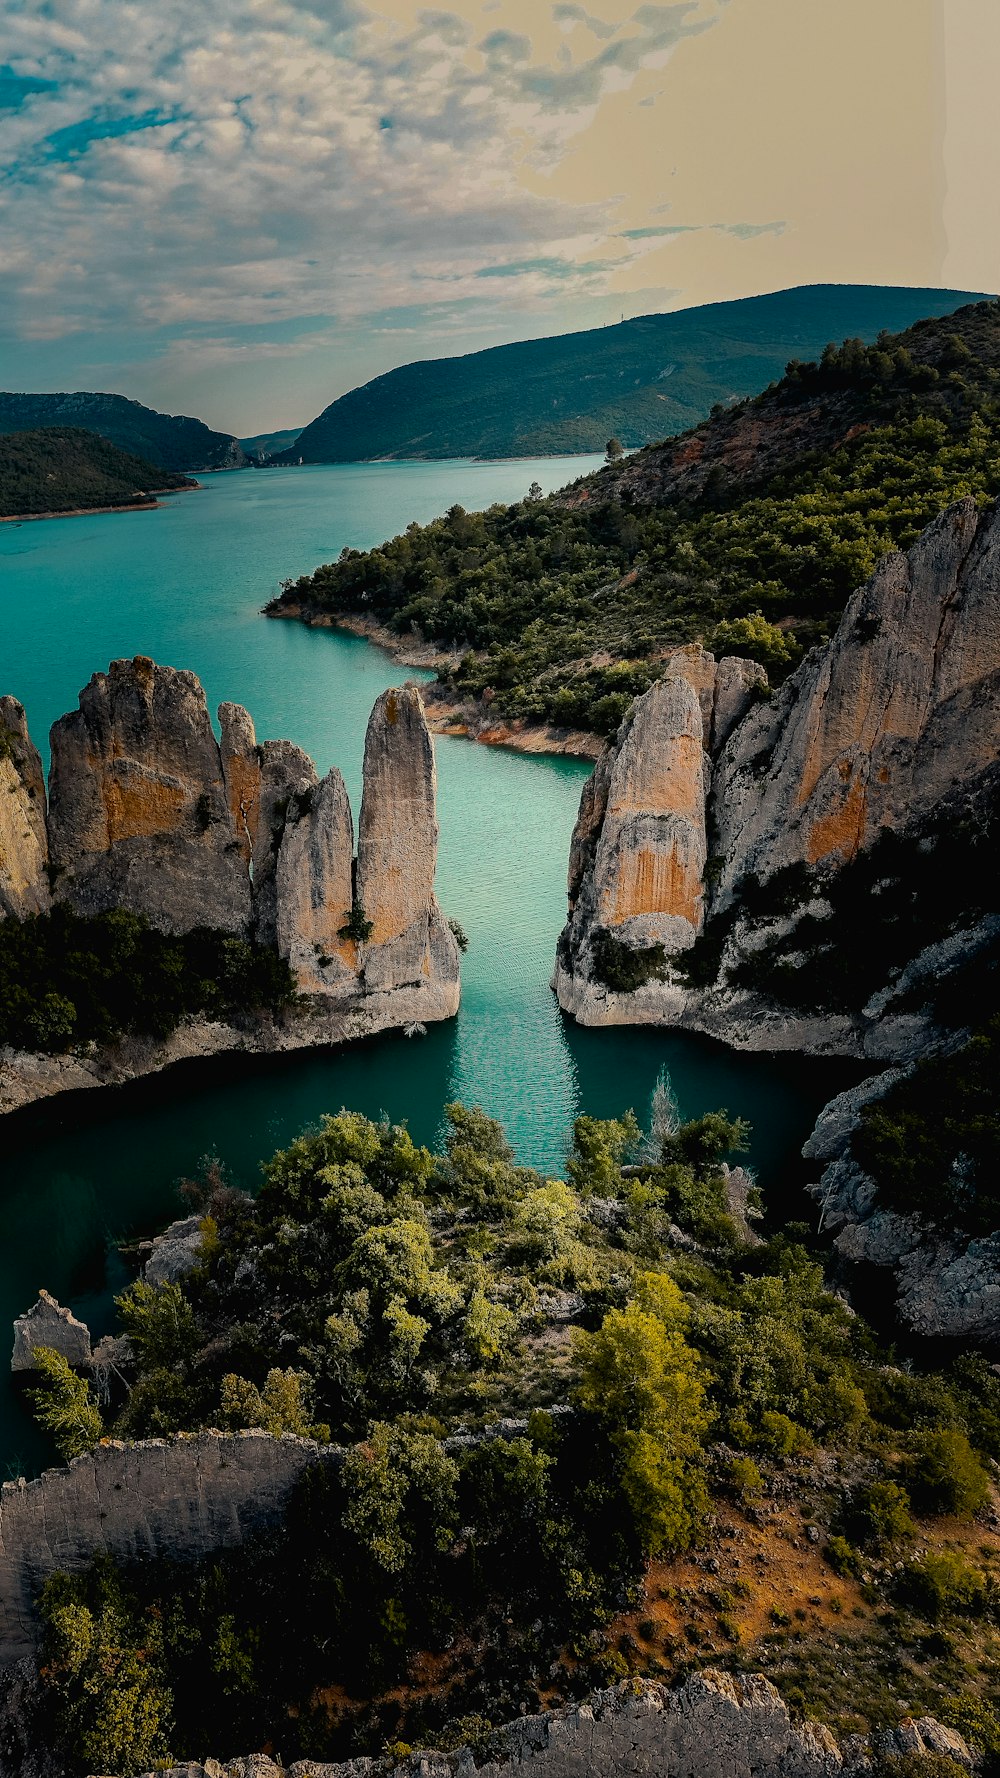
(266, 604, 603, 759)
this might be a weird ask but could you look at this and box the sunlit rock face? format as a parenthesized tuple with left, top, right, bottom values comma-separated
(0, 697, 50, 920)
(46, 656, 252, 935)
(275, 768, 356, 993)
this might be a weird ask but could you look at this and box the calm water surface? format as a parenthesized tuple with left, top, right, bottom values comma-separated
(0, 461, 846, 1472)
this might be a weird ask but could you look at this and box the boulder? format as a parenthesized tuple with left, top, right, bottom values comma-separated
(46, 658, 252, 936)
(0, 698, 50, 920)
(144, 1215, 207, 1284)
(11, 1291, 92, 1372)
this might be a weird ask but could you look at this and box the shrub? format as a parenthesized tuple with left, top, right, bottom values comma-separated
(901, 1429, 990, 1519)
(895, 1552, 986, 1621)
(840, 1480, 915, 1553)
(823, 1535, 863, 1579)
(591, 930, 668, 993)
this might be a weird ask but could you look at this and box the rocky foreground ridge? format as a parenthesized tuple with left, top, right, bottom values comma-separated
(89, 1673, 973, 1778)
(0, 661, 459, 1113)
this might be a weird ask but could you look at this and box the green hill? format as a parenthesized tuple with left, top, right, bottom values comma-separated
(0, 428, 195, 518)
(239, 427, 303, 460)
(270, 296, 1000, 734)
(282, 283, 990, 463)
(0, 392, 245, 473)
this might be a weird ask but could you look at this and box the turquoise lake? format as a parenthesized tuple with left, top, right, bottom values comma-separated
(0, 460, 849, 1474)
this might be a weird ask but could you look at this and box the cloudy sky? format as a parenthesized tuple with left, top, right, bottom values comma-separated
(0, 0, 996, 433)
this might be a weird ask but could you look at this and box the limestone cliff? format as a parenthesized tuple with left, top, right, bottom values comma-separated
(47, 658, 252, 935)
(102, 1673, 972, 1778)
(554, 649, 763, 1028)
(0, 663, 460, 1115)
(555, 500, 1000, 1043)
(0, 701, 49, 921)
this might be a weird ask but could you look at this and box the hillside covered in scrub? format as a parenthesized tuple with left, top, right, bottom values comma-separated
(0, 392, 245, 473)
(279, 285, 984, 464)
(24, 1095, 1000, 1774)
(0, 428, 195, 518)
(270, 298, 1000, 737)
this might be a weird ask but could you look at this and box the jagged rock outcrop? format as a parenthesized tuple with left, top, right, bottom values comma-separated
(0, 701, 49, 921)
(356, 686, 460, 996)
(555, 500, 1000, 1042)
(143, 1215, 208, 1285)
(275, 769, 356, 991)
(46, 658, 252, 935)
(0, 663, 460, 1116)
(99, 1673, 974, 1778)
(555, 651, 763, 1026)
(10, 1292, 91, 1373)
(711, 497, 1000, 894)
(804, 1076, 1000, 1343)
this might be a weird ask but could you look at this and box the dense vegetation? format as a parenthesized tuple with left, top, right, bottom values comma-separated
(272, 301, 1000, 735)
(282, 285, 982, 463)
(30, 1095, 1000, 1772)
(0, 393, 242, 473)
(0, 428, 193, 518)
(0, 905, 296, 1052)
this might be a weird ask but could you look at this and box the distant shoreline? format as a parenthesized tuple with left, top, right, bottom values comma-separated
(0, 484, 200, 525)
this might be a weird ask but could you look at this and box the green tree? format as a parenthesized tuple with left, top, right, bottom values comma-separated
(220, 1368, 315, 1438)
(902, 1428, 990, 1519)
(342, 1423, 459, 1574)
(38, 1565, 174, 1776)
(575, 1272, 709, 1553)
(115, 1279, 199, 1370)
(28, 1347, 103, 1460)
(605, 437, 624, 462)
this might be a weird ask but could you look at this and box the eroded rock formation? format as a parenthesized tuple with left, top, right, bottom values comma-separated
(711, 497, 1000, 894)
(555, 500, 1000, 1038)
(554, 649, 762, 1026)
(0, 701, 49, 921)
(0, 662, 460, 1109)
(104, 1673, 973, 1778)
(357, 685, 459, 996)
(46, 658, 252, 935)
(10, 1293, 91, 1373)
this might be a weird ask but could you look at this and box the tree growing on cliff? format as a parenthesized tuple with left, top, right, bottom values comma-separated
(27, 1347, 103, 1460)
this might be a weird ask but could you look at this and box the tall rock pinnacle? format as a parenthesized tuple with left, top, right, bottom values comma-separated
(356, 685, 460, 995)
(275, 769, 355, 991)
(0, 698, 50, 920)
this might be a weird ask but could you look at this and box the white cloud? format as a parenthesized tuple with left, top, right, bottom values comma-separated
(0, 0, 730, 351)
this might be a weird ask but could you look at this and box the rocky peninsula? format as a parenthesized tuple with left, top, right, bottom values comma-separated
(0, 661, 459, 1115)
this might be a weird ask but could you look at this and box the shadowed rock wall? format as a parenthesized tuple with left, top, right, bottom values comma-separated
(0, 1430, 335, 1663)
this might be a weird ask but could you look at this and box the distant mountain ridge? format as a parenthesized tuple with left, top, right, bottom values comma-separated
(0, 393, 246, 473)
(0, 428, 195, 518)
(280, 284, 992, 464)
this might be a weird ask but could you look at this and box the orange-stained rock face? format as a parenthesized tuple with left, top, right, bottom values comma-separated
(712, 497, 1000, 897)
(610, 844, 703, 928)
(47, 658, 253, 935)
(561, 674, 710, 982)
(102, 768, 186, 843)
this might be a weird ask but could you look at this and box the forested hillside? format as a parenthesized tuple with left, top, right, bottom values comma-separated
(0, 392, 244, 473)
(271, 298, 1000, 735)
(0, 428, 195, 518)
(282, 284, 986, 463)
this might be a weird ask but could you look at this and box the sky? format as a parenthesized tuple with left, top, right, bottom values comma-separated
(0, 0, 997, 435)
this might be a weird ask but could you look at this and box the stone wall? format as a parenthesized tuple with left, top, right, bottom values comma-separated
(0, 1430, 335, 1663)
